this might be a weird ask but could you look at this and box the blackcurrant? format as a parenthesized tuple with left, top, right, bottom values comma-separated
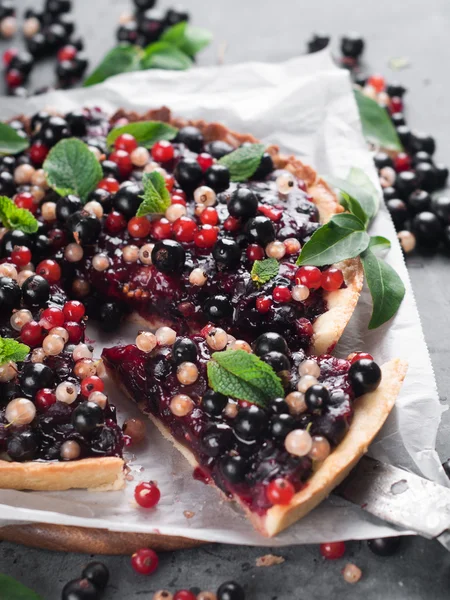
(434, 164, 449, 189)
(390, 112, 405, 127)
(61, 578, 98, 600)
(101, 159, 121, 179)
(20, 362, 54, 396)
(1, 155, 16, 172)
(268, 396, 290, 415)
(213, 238, 241, 268)
(39, 116, 70, 146)
(0, 170, 15, 196)
(202, 427, 232, 457)
(56, 194, 83, 222)
(220, 454, 248, 483)
(174, 158, 203, 193)
(307, 33, 330, 53)
(134, 0, 157, 9)
(0, 276, 21, 310)
(383, 186, 397, 202)
(206, 140, 234, 159)
(8, 52, 34, 76)
(228, 187, 258, 219)
(0, 0, 14, 20)
(172, 337, 198, 365)
(253, 152, 274, 179)
(431, 196, 450, 224)
(396, 125, 412, 148)
(412, 211, 443, 248)
(45, 23, 67, 49)
(7, 431, 38, 462)
(203, 294, 233, 322)
(88, 188, 112, 212)
(82, 561, 109, 590)
(311, 413, 348, 445)
(138, 8, 166, 42)
(246, 215, 275, 246)
(31, 111, 51, 133)
(305, 384, 330, 412)
(152, 239, 186, 274)
(348, 359, 382, 397)
(415, 162, 438, 192)
(341, 32, 364, 58)
(387, 83, 406, 98)
(233, 405, 267, 441)
(412, 151, 432, 166)
(67, 211, 101, 245)
(46, 0, 72, 14)
(22, 275, 50, 308)
(176, 126, 204, 153)
(117, 21, 139, 44)
(72, 401, 104, 434)
(408, 190, 431, 215)
(1, 229, 33, 256)
(204, 164, 230, 193)
(367, 536, 402, 556)
(410, 132, 435, 156)
(253, 332, 288, 357)
(165, 7, 189, 26)
(64, 110, 87, 137)
(260, 351, 290, 373)
(56, 60, 79, 85)
(217, 581, 246, 600)
(386, 198, 408, 230)
(270, 413, 296, 440)
(202, 389, 228, 416)
(373, 151, 393, 170)
(99, 302, 122, 332)
(26, 33, 48, 58)
(113, 183, 142, 217)
(57, 13, 75, 36)
(395, 171, 419, 200)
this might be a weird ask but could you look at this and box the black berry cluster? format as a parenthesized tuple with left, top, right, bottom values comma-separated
(62, 562, 109, 600)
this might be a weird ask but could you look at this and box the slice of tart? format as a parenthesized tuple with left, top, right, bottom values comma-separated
(0, 274, 124, 491)
(102, 328, 407, 536)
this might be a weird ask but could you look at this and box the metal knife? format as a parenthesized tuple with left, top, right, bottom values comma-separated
(336, 456, 450, 551)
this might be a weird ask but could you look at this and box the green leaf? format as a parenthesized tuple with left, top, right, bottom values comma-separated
(218, 144, 265, 182)
(368, 236, 391, 254)
(161, 21, 213, 57)
(339, 191, 369, 227)
(207, 349, 284, 407)
(83, 44, 143, 87)
(0, 196, 38, 234)
(140, 41, 193, 70)
(327, 167, 378, 221)
(0, 123, 29, 155)
(0, 338, 30, 366)
(137, 171, 171, 216)
(250, 258, 279, 286)
(361, 248, 405, 329)
(106, 120, 178, 150)
(354, 88, 403, 152)
(43, 138, 103, 201)
(296, 213, 370, 266)
(0, 575, 43, 600)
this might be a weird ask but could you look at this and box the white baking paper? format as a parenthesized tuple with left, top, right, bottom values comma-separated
(0, 49, 446, 545)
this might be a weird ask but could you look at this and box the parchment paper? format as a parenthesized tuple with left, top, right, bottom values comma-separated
(0, 49, 445, 545)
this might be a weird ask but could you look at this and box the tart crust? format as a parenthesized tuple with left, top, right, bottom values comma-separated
(111, 107, 364, 354)
(0, 456, 125, 491)
(107, 358, 407, 537)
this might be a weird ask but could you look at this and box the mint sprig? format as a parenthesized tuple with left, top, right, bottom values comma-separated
(218, 144, 265, 182)
(137, 171, 171, 216)
(43, 138, 103, 202)
(0, 574, 44, 600)
(0, 122, 30, 155)
(354, 88, 403, 152)
(207, 349, 284, 408)
(0, 337, 30, 365)
(106, 120, 178, 150)
(0, 196, 38, 234)
(140, 41, 193, 70)
(83, 44, 144, 87)
(251, 258, 279, 286)
(161, 21, 213, 58)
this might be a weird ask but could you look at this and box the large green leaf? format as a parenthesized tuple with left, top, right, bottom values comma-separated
(83, 45, 143, 87)
(0, 123, 29, 155)
(354, 88, 403, 152)
(140, 42, 193, 70)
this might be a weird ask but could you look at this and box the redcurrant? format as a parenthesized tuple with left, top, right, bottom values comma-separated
(256, 296, 272, 313)
(131, 548, 159, 575)
(173, 592, 196, 600)
(81, 376, 104, 397)
(35, 388, 57, 412)
(6, 69, 23, 88)
(14, 192, 35, 212)
(223, 216, 240, 232)
(197, 152, 214, 171)
(29, 141, 49, 166)
(173, 216, 198, 243)
(109, 150, 133, 178)
(349, 352, 374, 365)
(246, 244, 264, 261)
(134, 481, 161, 509)
(200, 207, 218, 226)
(98, 177, 120, 194)
(266, 478, 295, 505)
(394, 152, 411, 173)
(40, 307, 65, 329)
(320, 541, 346, 559)
(20, 321, 46, 348)
(128, 216, 151, 239)
(63, 301, 85, 322)
(152, 218, 172, 240)
(367, 74, 385, 92)
(2, 47, 18, 66)
(321, 268, 344, 292)
(272, 286, 292, 303)
(57, 45, 77, 62)
(114, 133, 138, 153)
(389, 96, 403, 114)
(36, 259, 62, 284)
(295, 266, 322, 289)
(151, 140, 174, 163)
(65, 321, 83, 344)
(11, 245, 32, 267)
(258, 204, 283, 222)
(105, 211, 127, 234)
(194, 225, 218, 248)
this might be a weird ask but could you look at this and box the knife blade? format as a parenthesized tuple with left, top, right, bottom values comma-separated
(336, 456, 450, 550)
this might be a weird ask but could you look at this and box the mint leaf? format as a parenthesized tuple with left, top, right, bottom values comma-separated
(218, 144, 265, 182)
(106, 120, 178, 150)
(251, 258, 279, 286)
(361, 247, 405, 329)
(161, 22, 213, 57)
(0, 196, 38, 234)
(0, 575, 44, 600)
(140, 41, 193, 70)
(327, 168, 378, 222)
(0, 338, 30, 365)
(368, 236, 391, 254)
(354, 88, 403, 152)
(137, 171, 171, 216)
(43, 138, 103, 201)
(0, 123, 29, 155)
(83, 44, 143, 87)
(296, 213, 370, 266)
(207, 349, 284, 408)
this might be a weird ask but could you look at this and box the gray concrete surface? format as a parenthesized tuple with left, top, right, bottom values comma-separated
(1, 0, 450, 598)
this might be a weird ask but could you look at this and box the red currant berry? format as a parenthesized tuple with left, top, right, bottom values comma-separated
(29, 141, 49, 166)
(98, 177, 120, 194)
(171, 192, 186, 206)
(194, 225, 218, 248)
(197, 152, 214, 171)
(6, 69, 23, 88)
(81, 376, 104, 397)
(273, 286, 292, 303)
(389, 96, 403, 114)
(223, 216, 240, 232)
(164, 173, 175, 192)
(152, 217, 172, 240)
(256, 296, 272, 313)
(109, 150, 133, 178)
(65, 321, 83, 344)
(40, 307, 65, 330)
(349, 352, 374, 365)
(134, 481, 161, 509)
(246, 244, 264, 261)
(63, 300, 85, 322)
(128, 216, 151, 239)
(296, 317, 314, 338)
(320, 541, 346, 559)
(151, 140, 174, 163)
(35, 388, 57, 412)
(20, 321, 46, 348)
(266, 478, 295, 505)
(114, 133, 138, 153)
(10, 245, 32, 267)
(394, 152, 411, 173)
(57, 45, 77, 62)
(173, 592, 196, 600)
(14, 191, 35, 212)
(295, 266, 322, 289)
(131, 548, 159, 576)
(258, 204, 283, 222)
(321, 267, 344, 292)
(173, 216, 198, 242)
(367, 74, 385, 92)
(2, 47, 18, 66)
(105, 210, 127, 234)
(200, 207, 218, 226)
(36, 259, 62, 284)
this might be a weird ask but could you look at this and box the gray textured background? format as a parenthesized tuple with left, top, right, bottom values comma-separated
(1, 0, 450, 598)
